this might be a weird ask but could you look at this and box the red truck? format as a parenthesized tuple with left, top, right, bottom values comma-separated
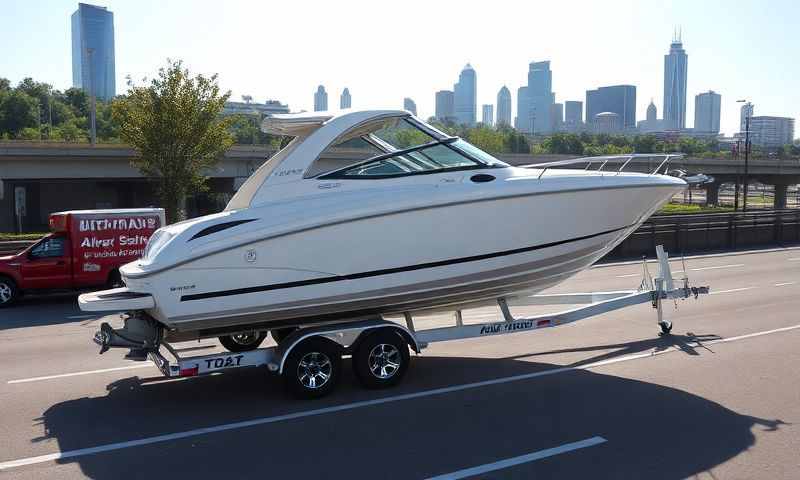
(0, 208, 165, 307)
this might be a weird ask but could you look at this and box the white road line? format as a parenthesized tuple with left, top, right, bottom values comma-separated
(424, 436, 607, 480)
(789, 258, 800, 262)
(7, 364, 153, 384)
(775, 282, 797, 287)
(2, 322, 799, 471)
(615, 273, 640, 278)
(709, 287, 755, 295)
(66, 314, 94, 320)
(690, 263, 745, 272)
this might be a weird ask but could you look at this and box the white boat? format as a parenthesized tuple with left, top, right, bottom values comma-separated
(79, 109, 687, 352)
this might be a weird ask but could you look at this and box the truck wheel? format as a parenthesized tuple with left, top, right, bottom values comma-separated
(107, 270, 125, 288)
(0, 277, 19, 308)
(219, 331, 267, 352)
(283, 338, 341, 399)
(352, 329, 410, 389)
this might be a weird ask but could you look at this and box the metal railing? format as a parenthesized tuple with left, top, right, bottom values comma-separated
(521, 153, 686, 179)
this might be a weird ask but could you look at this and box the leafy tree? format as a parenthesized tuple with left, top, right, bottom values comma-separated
(0, 90, 38, 135)
(0, 78, 10, 92)
(466, 125, 505, 153)
(112, 59, 234, 222)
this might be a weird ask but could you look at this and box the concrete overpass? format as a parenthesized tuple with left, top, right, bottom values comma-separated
(1, 142, 799, 231)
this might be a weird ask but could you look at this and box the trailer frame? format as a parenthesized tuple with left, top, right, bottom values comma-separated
(143, 245, 709, 397)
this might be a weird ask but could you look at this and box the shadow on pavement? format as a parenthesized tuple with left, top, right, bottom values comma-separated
(505, 332, 723, 367)
(0, 293, 95, 331)
(31, 354, 785, 479)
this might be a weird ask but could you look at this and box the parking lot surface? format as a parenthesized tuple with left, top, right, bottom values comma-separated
(1, 247, 799, 479)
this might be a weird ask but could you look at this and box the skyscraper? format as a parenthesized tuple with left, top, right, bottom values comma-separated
(637, 100, 664, 132)
(694, 90, 721, 133)
(549, 103, 563, 132)
(740, 102, 754, 134)
(435, 90, 455, 122)
(564, 101, 583, 131)
(314, 85, 328, 111)
(71, 3, 116, 100)
(527, 61, 554, 134)
(749, 116, 795, 149)
(585, 85, 636, 130)
(515, 86, 529, 131)
(663, 32, 688, 130)
(454, 64, 477, 125)
(403, 97, 417, 115)
(340, 88, 351, 109)
(496, 86, 512, 126)
(646, 100, 657, 122)
(481, 104, 494, 126)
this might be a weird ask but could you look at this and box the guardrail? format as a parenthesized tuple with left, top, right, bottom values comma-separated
(610, 209, 800, 259)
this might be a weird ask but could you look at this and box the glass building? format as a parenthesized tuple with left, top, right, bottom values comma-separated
(663, 34, 688, 130)
(586, 85, 637, 130)
(453, 64, 477, 126)
(71, 3, 116, 100)
(496, 86, 512, 126)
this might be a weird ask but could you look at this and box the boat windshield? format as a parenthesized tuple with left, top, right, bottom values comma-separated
(319, 137, 507, 179)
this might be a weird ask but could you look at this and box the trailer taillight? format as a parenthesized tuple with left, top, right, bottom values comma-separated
(179, 366, 199, 377)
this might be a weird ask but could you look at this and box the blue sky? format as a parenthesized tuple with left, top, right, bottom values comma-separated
(2, 0, 798, 136)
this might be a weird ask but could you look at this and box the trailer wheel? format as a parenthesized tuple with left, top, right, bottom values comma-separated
(353, 329, 410, 389)
(283, 338, 341, 399)
(219, 331, 267, 352)
(107, 269, 125, 289)
(0, 276, 19, 308)
(271, 327, 298, 344)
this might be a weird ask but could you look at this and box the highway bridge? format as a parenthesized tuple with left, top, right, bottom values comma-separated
(2, 142, 799, 231)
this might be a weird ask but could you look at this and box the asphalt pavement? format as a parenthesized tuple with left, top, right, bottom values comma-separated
(0, 247, 799, 479)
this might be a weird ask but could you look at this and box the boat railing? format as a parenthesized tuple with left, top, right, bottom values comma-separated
(521, 153, 686, 179)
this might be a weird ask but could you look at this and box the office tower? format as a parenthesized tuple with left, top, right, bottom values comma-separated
(594, 112, 620, 133)
(515, 86, 529, 131)
(496, 86, 512, 126)
(749, 117, 795, 149)
(663, 32, 688, 130)
(740, 102, 754, 134)
(694, 90, 721, 133)
(527, 61, 555, 134)
(454, 64, 477, 125)
(314, 85, 328, 111)
(340, 88, 351, 109)
(585, 85, 636, 130)
(637, 100, 664, 133)
(564, 101, 583, 131)
(403, 97, 417, 115)
(481, 104, 494, 125)
(71, 3, 116, 100)
(647, 100, 657, 122)
(435, 90, 455, 122)
(549, 103, 563, 132)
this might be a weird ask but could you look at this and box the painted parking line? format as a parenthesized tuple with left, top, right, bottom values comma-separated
(690, 263, 745, 272)
(7, 364, 153, 384)
(615, 273, 641, 278)
(789, 258, 800, 262)
(775, 282, 797, 287)
(2, 323, 799, 471)
(709, 287, 755, 295)
(424, 436, 607, 480)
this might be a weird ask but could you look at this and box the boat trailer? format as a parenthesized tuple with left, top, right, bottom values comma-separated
(130, 245, 709, 399)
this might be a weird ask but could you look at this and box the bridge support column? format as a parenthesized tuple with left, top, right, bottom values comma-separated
(774, 183, 788, 209)
(704, 182, 720, 207)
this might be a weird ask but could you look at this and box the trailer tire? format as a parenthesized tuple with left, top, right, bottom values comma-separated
(271, 327, 298, 344)
(283, 338, 341, 399)
(353, 329, 410, 389)
(0, 276, 19, 308)
(107, 269, 125, 289)
(218, 331, 267, 352)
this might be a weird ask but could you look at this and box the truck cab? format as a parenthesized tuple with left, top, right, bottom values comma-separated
(0, 208, 164, 307)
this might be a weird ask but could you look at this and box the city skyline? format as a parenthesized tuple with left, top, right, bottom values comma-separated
(2, 0, 799, 136)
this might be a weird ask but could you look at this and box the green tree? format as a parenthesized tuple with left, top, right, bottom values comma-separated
(466, 125, 505, 153)
(112, 59, 234, 223)
(0, 90, 38, 135)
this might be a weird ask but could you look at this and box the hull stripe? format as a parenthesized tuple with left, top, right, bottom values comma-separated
(181, 224, 631, 302)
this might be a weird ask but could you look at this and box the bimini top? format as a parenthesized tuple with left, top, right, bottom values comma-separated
(227, 109, 457, 210)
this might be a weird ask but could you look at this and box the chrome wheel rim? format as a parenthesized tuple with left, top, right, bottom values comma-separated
(231, 331, 259, 345)
(297, 352, 332, 389)
(368, 344, 401, 379)
(0, 283, 11, 304)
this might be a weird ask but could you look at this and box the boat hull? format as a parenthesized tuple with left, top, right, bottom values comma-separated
(122, 181, 680, 332)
